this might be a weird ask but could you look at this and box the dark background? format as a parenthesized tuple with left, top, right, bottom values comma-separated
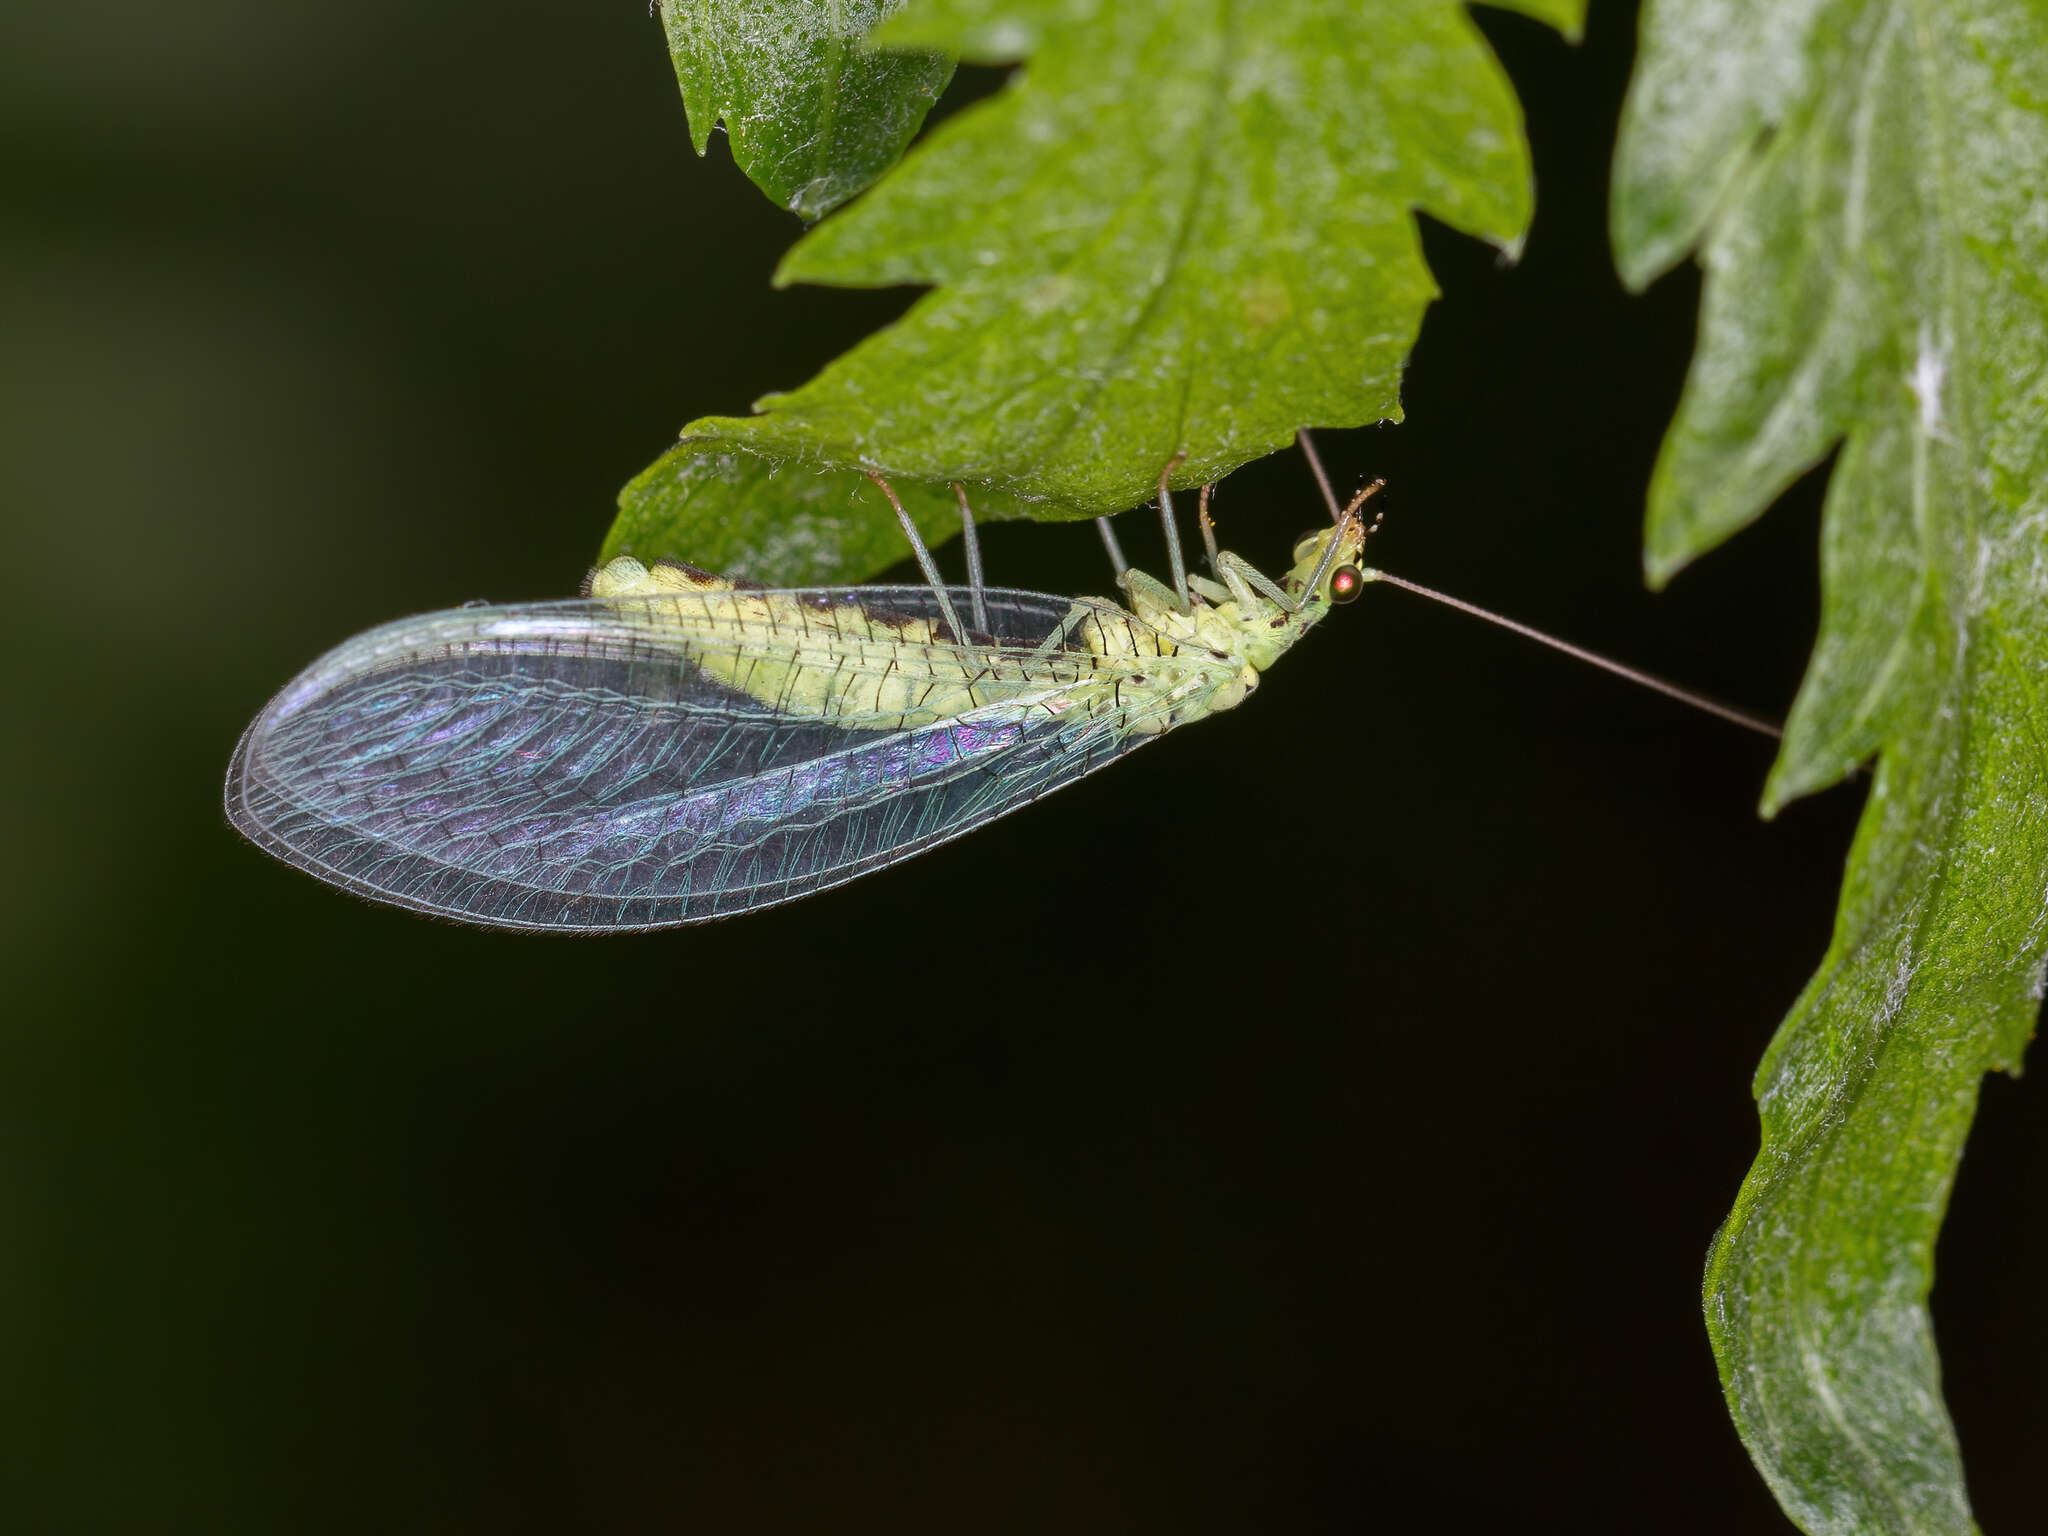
(4, 2, 2042, 1530)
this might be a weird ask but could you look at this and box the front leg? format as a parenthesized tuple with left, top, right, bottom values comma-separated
(1216, 551, 1299, 614)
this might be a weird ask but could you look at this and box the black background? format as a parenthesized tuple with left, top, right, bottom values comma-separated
(4, 2, 2042, 1531)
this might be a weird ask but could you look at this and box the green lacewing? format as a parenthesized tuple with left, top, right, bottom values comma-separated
(225, 505, 1373, 931)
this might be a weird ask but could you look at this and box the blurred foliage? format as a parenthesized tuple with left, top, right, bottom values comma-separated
(1615, 2, 2048, 1531)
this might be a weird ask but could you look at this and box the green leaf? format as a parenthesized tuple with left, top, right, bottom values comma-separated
(625, 0, 1585, 582)
(606, 441, 1037, 585)
(659, 0, 954, 221)
(1614, 3, 2048, 1532)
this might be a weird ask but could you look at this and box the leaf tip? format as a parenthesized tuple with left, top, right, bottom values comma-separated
(1639, 450, 1723, 591)
(1641, 541, 1686, 592)
(1610, 240, 1666, 298)
(1608, 131, 1703, 294)
(1607, 173, 1687, 294)
(1758, 744, 1864, 822)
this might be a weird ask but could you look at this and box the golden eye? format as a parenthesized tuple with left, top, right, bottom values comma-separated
(1329, 565, 1365, 604)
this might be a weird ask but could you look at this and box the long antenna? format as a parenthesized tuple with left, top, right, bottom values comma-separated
(1364, 570, 1781, 740)
(1293, 429, 1780, 742)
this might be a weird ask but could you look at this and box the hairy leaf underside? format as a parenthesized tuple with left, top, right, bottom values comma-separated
(604, 442, 1035, 584)
(1615, 2, 2048, 1531)
(616, 0, 1585, 583)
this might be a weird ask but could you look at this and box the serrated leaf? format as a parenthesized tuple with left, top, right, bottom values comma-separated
(1614, 3, 2048, 1532)
(629, 0, 1583, 582)
(606, 441, 1036, 584)
(659, 0, 953, 220)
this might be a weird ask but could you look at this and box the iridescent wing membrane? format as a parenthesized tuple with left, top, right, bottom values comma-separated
(226, 585, 1225, 930)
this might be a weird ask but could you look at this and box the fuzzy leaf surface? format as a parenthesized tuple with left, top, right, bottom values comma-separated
(626, 0, 1584, 581)
(659, 0, 953, 220)
(1614, 2, 2048, 1531)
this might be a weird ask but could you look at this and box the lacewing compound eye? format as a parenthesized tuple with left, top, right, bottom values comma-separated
(1329, 565, 1365, 604)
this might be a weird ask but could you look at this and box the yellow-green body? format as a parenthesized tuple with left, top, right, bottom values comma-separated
(586, 518, 1366, 735)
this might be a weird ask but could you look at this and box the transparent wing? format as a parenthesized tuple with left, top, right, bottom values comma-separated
(226, 585, 1228, 931)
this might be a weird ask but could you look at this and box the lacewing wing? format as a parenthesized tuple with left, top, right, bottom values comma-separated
(226, 584, 1231, 930)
